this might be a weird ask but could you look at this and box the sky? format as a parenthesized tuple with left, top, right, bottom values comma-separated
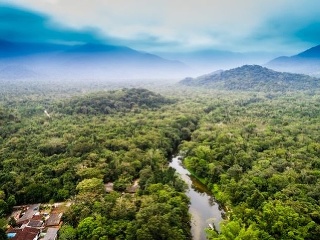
(1, 0, 320, 55)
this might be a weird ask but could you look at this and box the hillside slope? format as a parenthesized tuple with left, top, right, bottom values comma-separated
(180, 65, 320, 91)
(0, 40, 188, 79)
(266, 44, 320, 76)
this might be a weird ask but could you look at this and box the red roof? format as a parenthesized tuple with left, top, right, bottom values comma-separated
(31, 215, 43, 221)
(27, 220, 43, 228)
(12, 227, 40, 240)
(16, 204, 40, 224)
(45, 213, 62, 227)
(6, 226, 22, 234)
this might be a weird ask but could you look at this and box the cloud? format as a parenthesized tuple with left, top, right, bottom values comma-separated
(1, 0, 320, 53)
(296, 22, 320, 43)
(0, 5, 102, 44)
(242, 1, 320, 53)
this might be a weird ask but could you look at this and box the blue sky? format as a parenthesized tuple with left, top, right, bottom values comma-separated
(1, 0, 320, 55)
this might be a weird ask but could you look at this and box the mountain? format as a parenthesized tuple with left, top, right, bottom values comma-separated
(0, 39, 71, 58)
(180, 65, 320, 92)
(157, 50, 276, 76)
(0, 40, 189, 79)
(57, 88, 175, 115)
(0, 65, 39, 80)
(59, 43, 184, 67)
(297, 45, 320, 58)
(266, 44, 320, 76)
(0, 39, 18, 57)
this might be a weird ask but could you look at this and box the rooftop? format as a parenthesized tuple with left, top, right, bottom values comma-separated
(43, 228, 59, 240)
(45, 213, 62, 227)
(16, 204, 40, 224)
(11, 227, 39, 240)
(27, 219, 43, 228)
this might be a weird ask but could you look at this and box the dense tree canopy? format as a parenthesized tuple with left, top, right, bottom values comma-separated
(1, 79, 320, 239)
(180, 65, 320, 92)
(0, 87, 197, 239)
(180, 91, 320, 239)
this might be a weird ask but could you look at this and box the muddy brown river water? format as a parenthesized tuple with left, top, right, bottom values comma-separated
(169, 156, 225, 240)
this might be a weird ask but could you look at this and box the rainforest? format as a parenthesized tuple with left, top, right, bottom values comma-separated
(0, 75, 319, 240)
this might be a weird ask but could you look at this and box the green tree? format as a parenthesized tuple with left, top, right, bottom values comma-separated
(207, 220, 259, 240)
(76, 178, 105, 198)
(257, 200, 315, 239)
(0, 218, 8, 240)
(58, 225, 77, 240)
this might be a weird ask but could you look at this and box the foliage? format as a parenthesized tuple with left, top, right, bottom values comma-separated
(58, 225, 77, 240)
(206, 220, 259, 240)
(56, 88, 175, 115)
(180, 91, 320, 239)
(180, 65, 320, 92)
(0, 86, 197, 239)
(1, 79, 320, 239)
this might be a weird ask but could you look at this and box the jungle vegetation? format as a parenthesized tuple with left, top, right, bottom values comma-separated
(180, 65, 320, 92)
(180, 91, 320, 240)
(0, 77, 320, 239)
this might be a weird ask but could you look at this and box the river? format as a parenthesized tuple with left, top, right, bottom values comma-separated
(169, 156, 225, 240)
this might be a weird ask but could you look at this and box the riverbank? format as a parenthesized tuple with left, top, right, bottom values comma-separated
(181, 156, 229, 217)
(170, 156, 225, 240)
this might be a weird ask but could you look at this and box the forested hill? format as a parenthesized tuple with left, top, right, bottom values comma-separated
(180, 65, 320, 91)
(0, 87, 196, 239)
(55, 88, 175, 115)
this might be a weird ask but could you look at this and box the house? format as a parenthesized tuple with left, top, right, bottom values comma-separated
(6, 227, 21, 239)
(45, 213, 62, 227)
(10, 210, 22, 221)
(27, 220, 44, 228)
(126, 179, 140, 193)
(105, 182, 114, 192)
(31, 214, 43, 221)
(16, 204, 41, 225)
(11, 227, 40, 240)
(43, 228, 59, 240)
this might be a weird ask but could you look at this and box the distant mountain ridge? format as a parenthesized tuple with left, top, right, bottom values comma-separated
(297, 45, 320, 58)
(0, 65, 39, 79)
(0, 39, 71, 57)
(0, 39, 188, 79)
(157, 49, 276, 76)
(266, 44, 320, 76)
(180, 65, 320, 91)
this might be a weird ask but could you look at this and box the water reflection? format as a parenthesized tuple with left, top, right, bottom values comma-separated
(169, 156, 225, 240)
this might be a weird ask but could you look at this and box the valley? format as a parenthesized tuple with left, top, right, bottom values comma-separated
(0, 75, 320, 239)
(1, 1, 320, 239)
